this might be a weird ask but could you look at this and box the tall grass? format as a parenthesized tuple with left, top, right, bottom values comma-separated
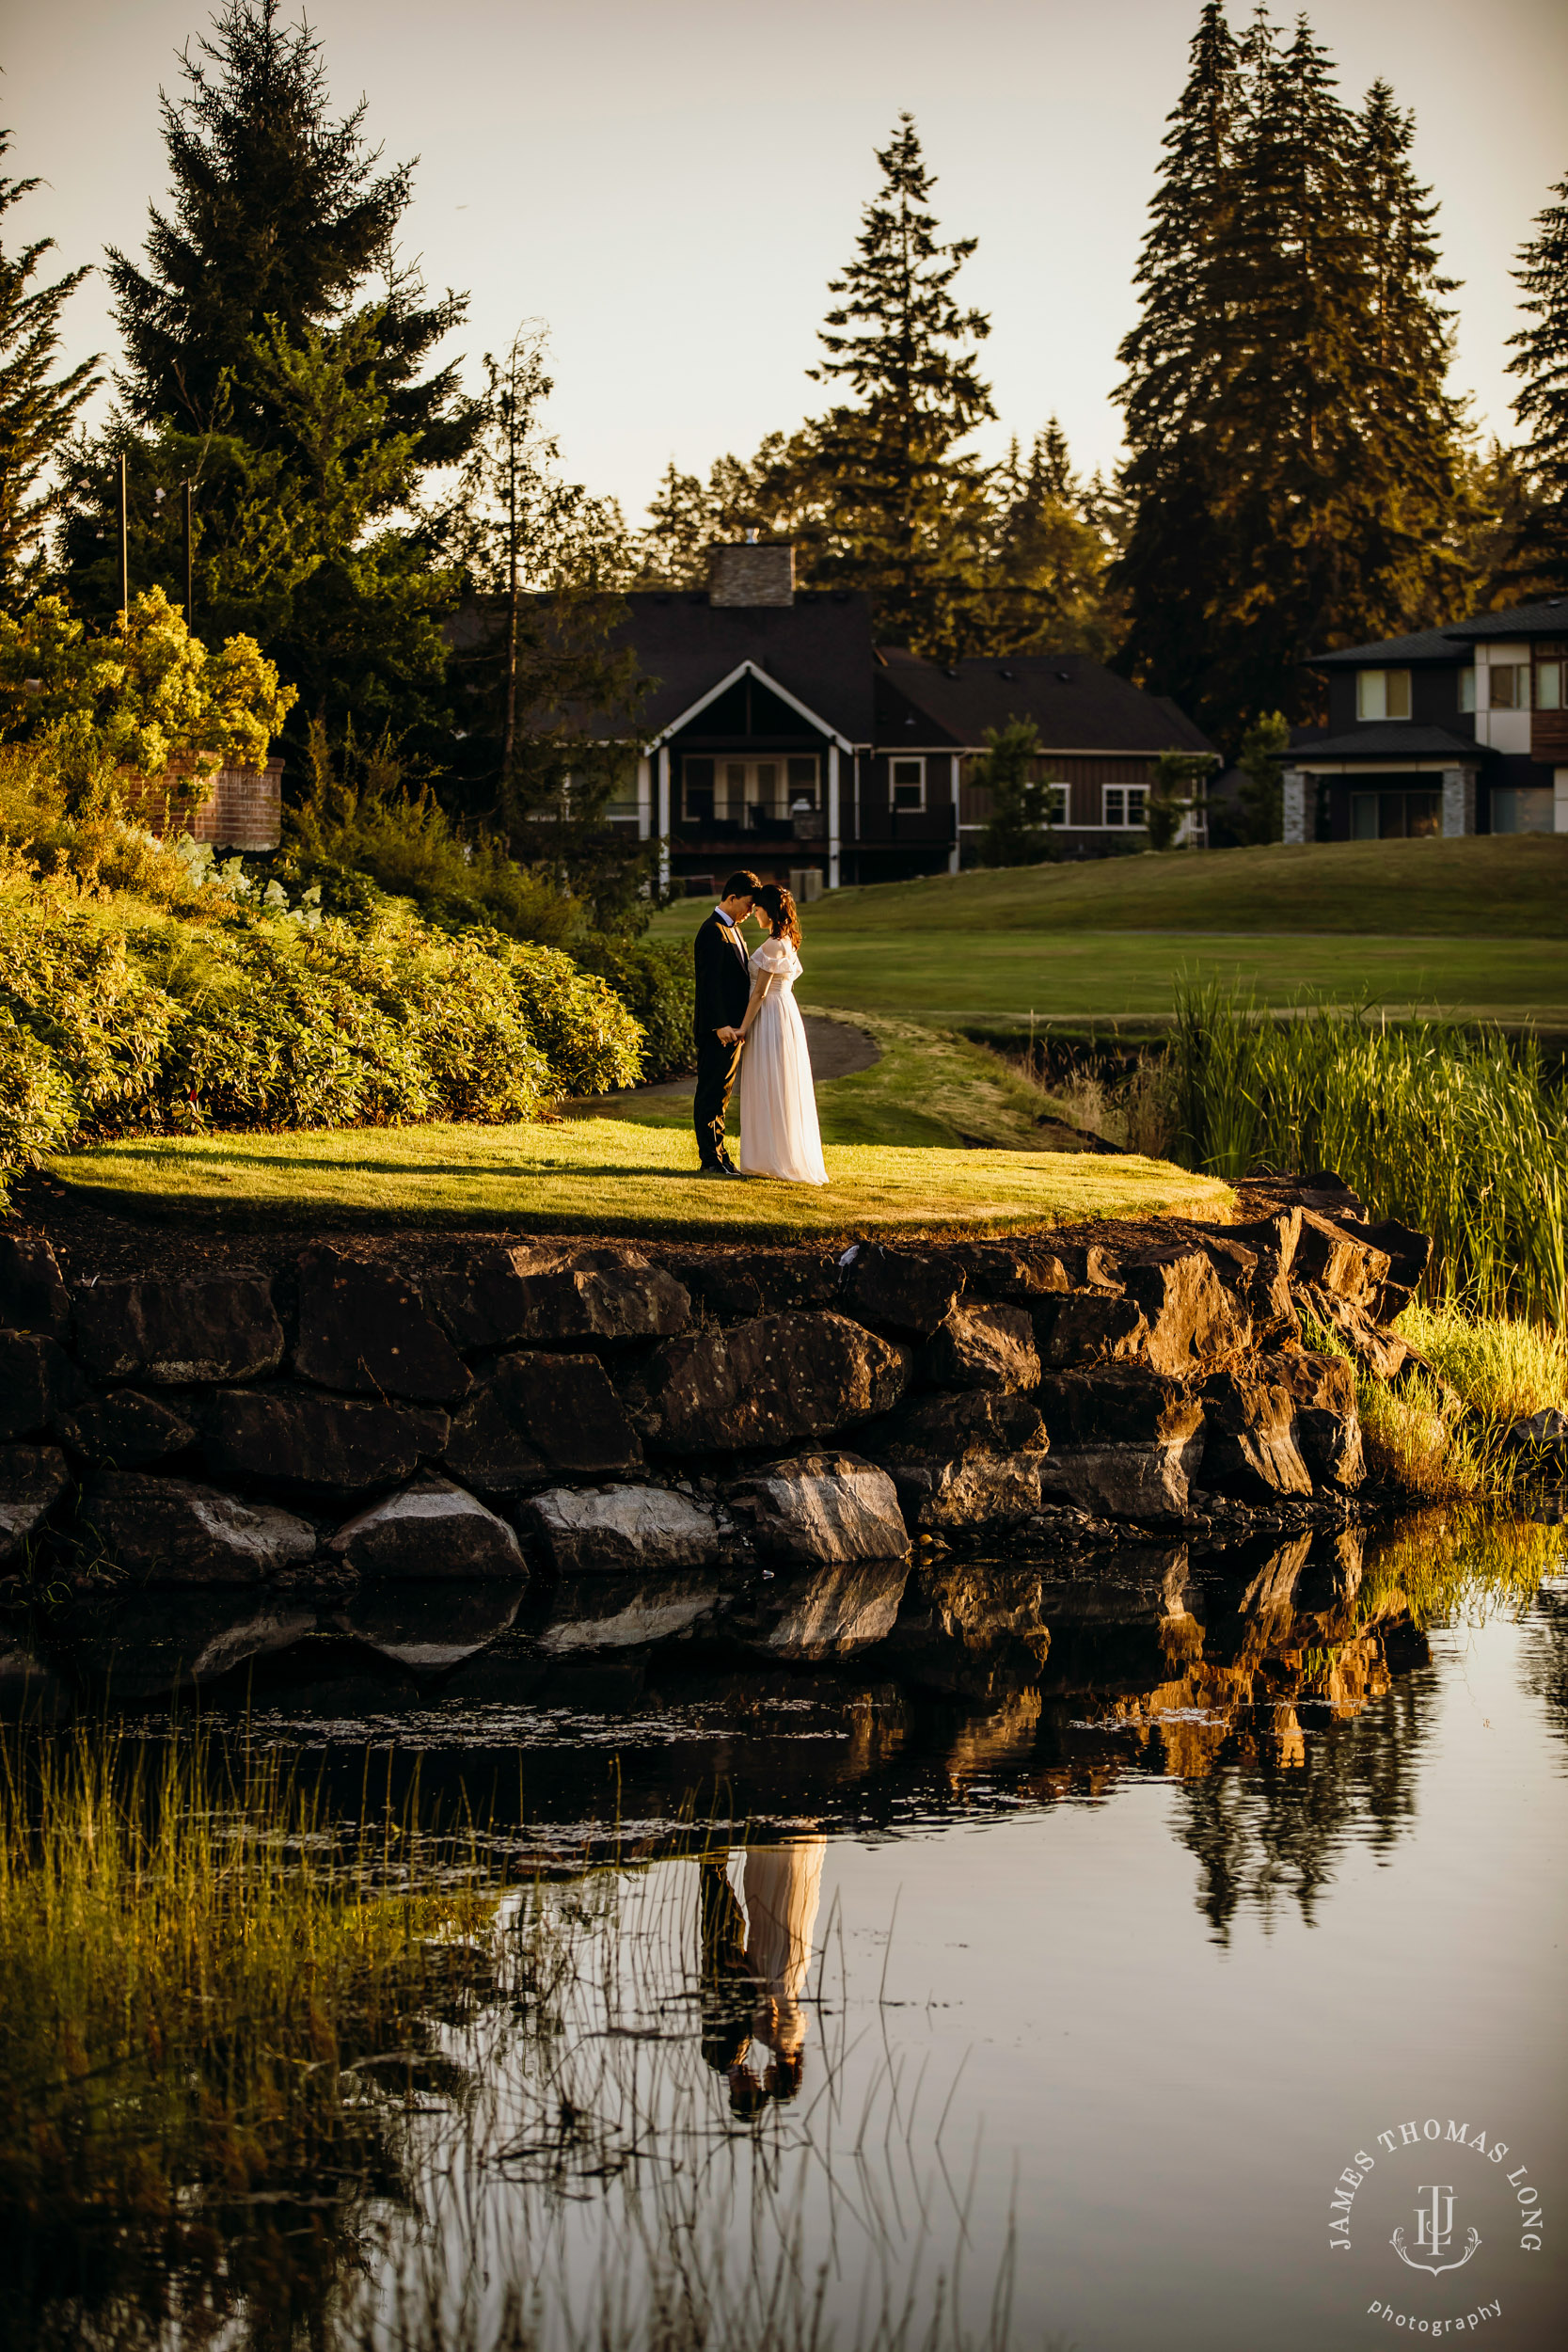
(1169, 983, 1568, 1323)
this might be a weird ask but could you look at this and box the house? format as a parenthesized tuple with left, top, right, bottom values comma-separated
(602, 542, 1216, 895)
(1285, 598, 1568, 843)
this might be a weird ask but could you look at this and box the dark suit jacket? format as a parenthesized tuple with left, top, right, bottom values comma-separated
(693, 913, 752, 1043)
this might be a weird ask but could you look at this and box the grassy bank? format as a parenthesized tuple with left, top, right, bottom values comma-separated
(644, 841, 1568, 1028)
(46, 1114, 1231, 1238)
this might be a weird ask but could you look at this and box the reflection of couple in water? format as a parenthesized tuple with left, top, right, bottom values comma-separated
(699, 1836, 827, 2111)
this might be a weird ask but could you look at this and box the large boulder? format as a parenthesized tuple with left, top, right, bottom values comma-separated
(1357, 1219, 1433, 1322)
(1119, 1247, 1247, 1376)
(1270, 1350, 1365, 1490)
(639, 1311, 908, 1454)
(1028, 1291, 1148, 1371)
(838, 1243, 963, 1337)
(328, 1478, 524, 1579)
(211, 1386, 449, 1497)
(874, 1391, 1053, 1532)
(1037, 1366, 1206, 1522)
(666, 1248, 839, 1323)
(1190, 1211, 1302, 1331)
(1197, 1370, 1314, 1501)
(943, 1244, 1070, 1301)
(521, 1483, 722, 1575)
(0, 1231, 71, 1339)
(293, 1248, 471, 1404)
(1291, 1212, 1390, 1310)
(434, 1246, 690, 1351)
(0, 1331, 82, 1439)
(84, 1474, 318, 1583)
(56, 1390, 197, 1471)
(738, 1557, 910, 1661)
(1297, 1286, 1409, 1382)
(921, 1303, 1040, 1392)
(726, 1453, 910, 1567)
(444, 1353, 642, 1500)
(0, 1446, 70, 1565)
(75, 1276, 284, 1385)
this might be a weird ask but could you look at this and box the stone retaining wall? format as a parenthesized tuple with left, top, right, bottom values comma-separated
(0, 1178, 1433, 1618)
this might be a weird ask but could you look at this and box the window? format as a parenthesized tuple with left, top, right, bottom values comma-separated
(890, 756, 926, 811)
(1104, 785, 1148, 828)
(1535, 652, 1563, 712)
(1046, 782, 1069, 827)
(1350, 789, 1440, 840)
(786, 755, 819, 810)
(1488, 662, 1530, 710)
(1356, 668, 1412, 720)
(682, 755, 715, 824)
(1459, 667, 1477, 713)
(1492, 786, 1555, 835)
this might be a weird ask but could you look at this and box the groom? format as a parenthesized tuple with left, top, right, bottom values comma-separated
(692, 869, 761, 1178)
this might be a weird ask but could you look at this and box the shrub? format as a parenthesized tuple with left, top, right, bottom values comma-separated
(571, 936, 696, 1081)
(0, 883, 644, 1200)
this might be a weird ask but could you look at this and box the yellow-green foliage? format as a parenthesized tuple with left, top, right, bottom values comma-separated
(0, 587, 295, 794)
(0, 878, 644, 1193)
(1396, 1299, 1568, 1428)
(1357, 1369, 1487, 1502)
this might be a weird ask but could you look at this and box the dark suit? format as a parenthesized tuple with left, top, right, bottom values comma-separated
(692, 912, 752, 1167)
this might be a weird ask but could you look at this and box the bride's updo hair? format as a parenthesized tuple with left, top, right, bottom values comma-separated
(752, 882, 800, 947)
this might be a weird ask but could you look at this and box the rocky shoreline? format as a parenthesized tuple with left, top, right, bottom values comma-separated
(0, 1174, 1436, 1698)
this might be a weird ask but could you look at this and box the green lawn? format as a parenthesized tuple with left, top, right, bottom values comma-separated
(48, 1119, 1232, 1240)
(648, 838, 1568, 1027)
(583, 1009, 1097, 1152)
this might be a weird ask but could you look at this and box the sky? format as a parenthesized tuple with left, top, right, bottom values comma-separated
(6, 0, 1565, 526)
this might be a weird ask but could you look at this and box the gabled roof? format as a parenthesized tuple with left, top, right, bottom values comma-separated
(615, 591, 876, 744)
(1289, 723, 1494, 762)
(872, 647, 1217, 755)
(1311, 598, 1568, 667)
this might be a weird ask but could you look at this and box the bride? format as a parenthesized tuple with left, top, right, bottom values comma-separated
(734, 882, 829, 1185)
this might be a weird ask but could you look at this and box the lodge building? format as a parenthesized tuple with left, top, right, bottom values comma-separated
(602, 541, 1216, 895)
(1286, 599, 1568, 843)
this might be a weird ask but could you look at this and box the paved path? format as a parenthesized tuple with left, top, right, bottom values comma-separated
(562, 1015, 880, 1116)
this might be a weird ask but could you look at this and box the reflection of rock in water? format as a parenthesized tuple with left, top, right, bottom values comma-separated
(1520, 1578, 1568, 1741)
(334, 1581, 526, 1670)
(64, 1591, 319, 1702)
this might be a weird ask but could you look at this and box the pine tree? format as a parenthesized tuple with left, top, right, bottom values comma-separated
(104, 0, 467, 460)
(974, 422, 1117, 657)
(1112, 2, 1242, 719)
(1114, 8, 1470, 747)
(1505, 175, 1568, 595)
(800, 115, 994, 657)
(0, 132, 102, 608)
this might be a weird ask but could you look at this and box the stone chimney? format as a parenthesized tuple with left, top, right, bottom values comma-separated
(706, 537, 795, 607)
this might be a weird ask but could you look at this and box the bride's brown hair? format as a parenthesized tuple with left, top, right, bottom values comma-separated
(752, 882, 800, 947)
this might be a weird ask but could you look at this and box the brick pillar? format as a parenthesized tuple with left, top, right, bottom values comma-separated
(1282, 769, 1307, 844)
(1440, 767, 1475, 837)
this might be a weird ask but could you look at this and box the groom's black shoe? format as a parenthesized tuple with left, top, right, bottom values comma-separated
(698, 1163, 729, 1179)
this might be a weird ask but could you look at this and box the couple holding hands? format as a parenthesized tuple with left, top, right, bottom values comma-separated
(691, 871, 828, 1188)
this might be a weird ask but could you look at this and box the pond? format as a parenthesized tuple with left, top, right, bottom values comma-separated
(4, 1509, 1565, 2352)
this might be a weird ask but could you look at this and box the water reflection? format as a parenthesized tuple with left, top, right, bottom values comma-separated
(2, 1514, 1564, 2349)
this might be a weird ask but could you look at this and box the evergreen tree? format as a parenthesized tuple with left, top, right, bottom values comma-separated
(1235, 708, 1290, 842)
(799, 115, 995, 657)
(974, 422, 1118, 658)
(1505, 175, 1568, 595)
(104, 0, 468, 462)
(1115, 8, 1469, 747)
(0, 132, 102, 608)
(1112, 1, 1243, 720)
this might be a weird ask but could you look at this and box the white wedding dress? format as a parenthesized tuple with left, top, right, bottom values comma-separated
(738, 937, 829, 1185)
